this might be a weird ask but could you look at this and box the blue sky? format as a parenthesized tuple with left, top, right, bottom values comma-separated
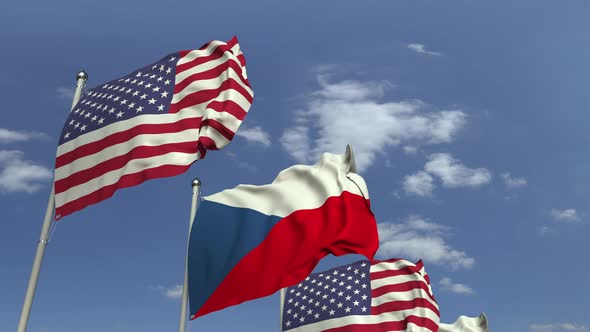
(1, 1, 589, 331)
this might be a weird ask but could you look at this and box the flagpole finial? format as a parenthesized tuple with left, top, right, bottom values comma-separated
(192, 177, 202, 189)
(76, 70, 88, 82)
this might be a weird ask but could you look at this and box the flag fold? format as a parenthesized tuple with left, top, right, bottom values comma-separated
(188, 145, 379, 319)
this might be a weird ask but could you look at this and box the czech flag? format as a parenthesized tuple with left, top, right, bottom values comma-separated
(187, 145, 379, 319)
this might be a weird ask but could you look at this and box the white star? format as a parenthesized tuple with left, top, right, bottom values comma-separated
(98, 118, 105, 124)
(345, 295, 351, 301)
(361, 262, 367, 267)
(164, 79, 171, 85)
(346, 285, 352, 290)
(347, 266, 352, 271)
(125, 78, 131, 83)
(160, 91, 169, 98)
(288, 298, 293, 303)
(353, 300, 360, 306)
(136, 71, 142, 77)
(132, 79, 138, 84)
(150, 74, 156, 79)
(138, 81, 144, 86)
(80, 125, 87, 131)
(91, 115, 98, 121)
(126, 88, 133, 94)
(113, 96, 120, 102)
(307, 309, 312, 315)
(145, 83, 152, 88)
(148, 98, 156, 104)
(361, 306, 367, 312)
(120, 99, 128, 105)
(360, 273, 366, 278)
(354, 269, 359, 274)
(314, 313, 319, 319)
(285, 321, 291, 327)
(345, 307, 351, 313)
(116, 111, 124, 118)
(361, 295, 368, 300)
(354, 289, 360, 295)
(337, 302, 343, 308)
(299, 317, 305, 323)
(337, 291, 343, 297)
(109, 107, 116, 114)
(169, 56, 176, 62)
(361, 284, 367, 289)
(136, 106, 144, 112)
(64, 132, 70, 139)
(140, 94, 148, 100)
(132, 91, 139, 96)
(74, 122, 80, 128)
(329, 310, 335, 316)
(69, 119, 75, 125)
(165, 67, 172, 74)
(128, 102, 135, 109)
(159, 65, 165, 71)
(157, 76, 163, 81)
(321, 305, 327, 311)
(152, 86, 160, 92)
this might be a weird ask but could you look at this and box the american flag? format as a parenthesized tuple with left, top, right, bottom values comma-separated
(282, 259, 439, 332)
(54, 36, 253, 220)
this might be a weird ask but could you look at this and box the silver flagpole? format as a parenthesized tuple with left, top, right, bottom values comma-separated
(279, 288, 286, 331)
(17, 71, 88, 332)
(179, 177, 202, 332)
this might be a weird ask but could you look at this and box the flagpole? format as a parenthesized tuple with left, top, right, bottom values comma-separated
(179, 177, 202, 332)
(17, 71, 88, 332)
(279, 288, 286, 331)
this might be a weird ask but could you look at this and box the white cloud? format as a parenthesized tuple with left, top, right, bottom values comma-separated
(280, 76, 466, 171)
(155, 285, 183, 299)
(56, 87, 75, 99)
(530, 323, 589, 331)
(501, 173, 527, 189)
(551, 209, 581, 222)
(0, 150, 52, 194)
(403, 146, 418, 154)
(235, 126, 271, 147)
(439, 277, 475, 294)
(408, 43, 442, 56)
(424, 153, 491, 188)
(0, 128, 49, 144)
(403, 171, 434, 196)
(377, 216, 474, 269)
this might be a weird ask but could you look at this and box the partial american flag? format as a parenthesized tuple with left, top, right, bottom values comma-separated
(54, 36, 253, 220)
(282, 259, 439, 332)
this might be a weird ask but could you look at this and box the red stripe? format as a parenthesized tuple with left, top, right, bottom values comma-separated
(54, 163, 194, 220)
(322, 315, 439, 332)
(192, 192, 378, 318)
(169, 78, 253, 113)
(55, 141, 199, 193)
(176, 39, 240, 75)
(370, 261, 424, 281)
(206, 99, 248, 121)
(372, 298, 440, 317)
(371, 280, 436, 302)
(56, 117, 202, 168)
(174, 59, 251, 94)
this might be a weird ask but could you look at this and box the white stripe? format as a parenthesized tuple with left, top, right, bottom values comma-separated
(176, 40, 227, 66)
(283, 307, 439, 332)
(177, 88, 252, 117)
(205, 148, 365, 218)
(173, 65, 253, 104)
(371, 287, 439, 312)
(55, 152, 198, 206)
(370, 273, 431, 290)
(55, 129, 200, 180)
(197, 123, 231, 149)
(370, 260, 417, 274)
(57, 107, 201, 156)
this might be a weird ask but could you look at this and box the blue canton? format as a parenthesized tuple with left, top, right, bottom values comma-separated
(59, 53, 179, 145)
(282, 260, 371, 330)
